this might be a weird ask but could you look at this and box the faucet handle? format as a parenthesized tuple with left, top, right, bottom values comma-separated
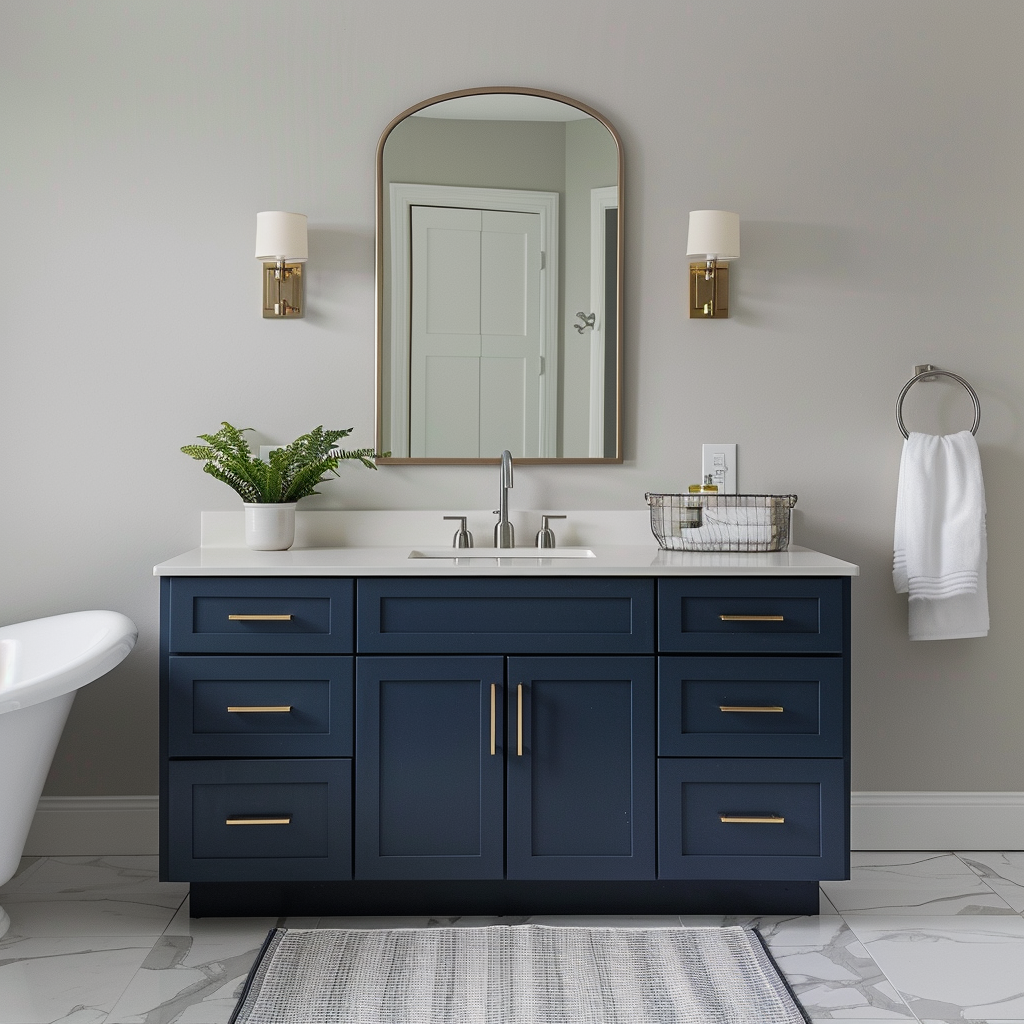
(443, 516, 473, 549)
(535, 514, 567, 549)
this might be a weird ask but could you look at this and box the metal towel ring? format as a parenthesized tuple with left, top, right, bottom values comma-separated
(895, 367, 981, 439)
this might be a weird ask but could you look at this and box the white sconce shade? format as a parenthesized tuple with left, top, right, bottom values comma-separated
(256, 212, 307, 318)
(255, 212, 308, 262)
(686, 210, 740, 261)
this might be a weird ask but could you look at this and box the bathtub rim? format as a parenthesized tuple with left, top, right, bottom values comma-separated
(0, 610, 138, 716)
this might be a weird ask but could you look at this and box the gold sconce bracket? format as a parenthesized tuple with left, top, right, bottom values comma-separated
(262, 261, 304, 318)
(689, 261, 730, 318)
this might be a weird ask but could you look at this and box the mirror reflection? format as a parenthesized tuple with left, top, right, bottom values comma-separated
(377, 89, 622, 463)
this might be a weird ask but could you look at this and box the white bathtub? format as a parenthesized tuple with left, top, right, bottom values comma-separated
(0, 610, 137, 938)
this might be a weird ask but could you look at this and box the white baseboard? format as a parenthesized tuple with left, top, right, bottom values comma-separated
(852, 792, 1024, 851)
(22, 792, 1024, 857)
(24, 796, 158, 856)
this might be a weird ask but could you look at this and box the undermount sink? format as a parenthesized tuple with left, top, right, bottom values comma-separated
(408, 547, 596, 559)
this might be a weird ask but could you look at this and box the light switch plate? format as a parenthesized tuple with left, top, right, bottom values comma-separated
(702, 443, 737, 494)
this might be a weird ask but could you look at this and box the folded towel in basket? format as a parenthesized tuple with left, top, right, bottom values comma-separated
(665, 504, 777, 551)
(893, 430, 988, 640)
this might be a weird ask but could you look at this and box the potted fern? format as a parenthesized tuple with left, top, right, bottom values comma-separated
(182, 422, 383, 550)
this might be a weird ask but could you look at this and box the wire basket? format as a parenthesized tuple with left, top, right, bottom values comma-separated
(645, 493, 797, 552)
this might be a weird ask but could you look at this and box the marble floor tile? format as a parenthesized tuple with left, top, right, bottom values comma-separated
(822, 852, 1017, 915)
(767, 923, 917, 1020)
(2, 890, 186, 937)
(690, 913, 852, 948)
(844, 915, 1024, 1020)
(0, 857, 43, 895)
(956, 852, 1024, 914)
(678, 889, 844, 946)
(0, 934, 159, 1024)
(2, 856, 188, 898)
(162, 899, 319, 938)
(105, 918, 280, 1024)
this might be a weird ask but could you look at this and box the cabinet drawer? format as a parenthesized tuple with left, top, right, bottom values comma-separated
(507, 657, 656, 881)
(167, 656, 353, 757)
(357, 578, 655, 654)
(166, 759, 352, 882)
(658, 656, 843, 757)
(167, 578, 354, 654)
(657, 758, 847, 880)
(657, 578, 844, 653)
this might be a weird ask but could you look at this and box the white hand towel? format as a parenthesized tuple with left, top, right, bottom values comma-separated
(893, 430, 989, 640)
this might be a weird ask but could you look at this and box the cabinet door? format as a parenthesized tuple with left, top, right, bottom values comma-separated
(506, 656, 655, 880)
(355, 656, 504, 880)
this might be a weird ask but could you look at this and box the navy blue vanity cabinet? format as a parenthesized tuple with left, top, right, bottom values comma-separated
(506, 656, 655, 880)
(167, 577, 354, 654)
(353, 581, 657, 882)
(354, 656, 505, 880)
(655, 578, 851, 882)
(167, 655, 354, 758)
(160, 577, 356, 883)
(657, 758, 846, 880)
(161, 572, 850, 915)
(357, 577, 655, 654)
(657, 656, 843, 759)
(167, 758, 353, 882)
(657, 578, 843, 654)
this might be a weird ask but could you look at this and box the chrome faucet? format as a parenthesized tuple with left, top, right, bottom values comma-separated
(493, 450, 515, 548)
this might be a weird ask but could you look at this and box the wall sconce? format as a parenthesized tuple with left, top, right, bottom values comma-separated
(686, 210, 740, 319)
(255, 211, 308, 318)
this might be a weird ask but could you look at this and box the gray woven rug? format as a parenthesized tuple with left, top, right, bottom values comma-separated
(230, 925, 807, 1024)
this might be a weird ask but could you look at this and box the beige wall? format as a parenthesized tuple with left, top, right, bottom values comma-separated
(2, 0, 1023, 796)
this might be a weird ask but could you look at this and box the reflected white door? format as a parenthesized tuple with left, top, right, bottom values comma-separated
(410, 206, 542, 458)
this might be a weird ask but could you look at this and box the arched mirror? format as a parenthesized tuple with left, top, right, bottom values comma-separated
(376, 87, 623, 464)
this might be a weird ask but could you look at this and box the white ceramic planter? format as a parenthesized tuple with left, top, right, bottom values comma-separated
(243, 503, 297, 550)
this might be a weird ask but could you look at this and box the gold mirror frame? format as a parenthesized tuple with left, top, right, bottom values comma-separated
(375, 86, 624, 465)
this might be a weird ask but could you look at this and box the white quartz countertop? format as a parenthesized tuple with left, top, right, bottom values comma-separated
(153, 511, 859, 577)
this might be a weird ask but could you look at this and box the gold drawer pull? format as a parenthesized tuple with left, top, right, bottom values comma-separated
(719, 705, 784, 713)
(517, 684, 523, 757)
(490, 684, 496, 756)
(228, 614, 293, 621)
(227, 706, 293, 713)
(720, 815, 786, 824)
(225, 816, 292, 826)
(719, 614, 784, 622)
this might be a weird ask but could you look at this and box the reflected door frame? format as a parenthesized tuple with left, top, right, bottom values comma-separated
(589, 186, 618, 458)
(389, 183, 559, 458)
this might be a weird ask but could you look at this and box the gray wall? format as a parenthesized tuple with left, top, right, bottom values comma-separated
(2, 1, 1023, 796)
